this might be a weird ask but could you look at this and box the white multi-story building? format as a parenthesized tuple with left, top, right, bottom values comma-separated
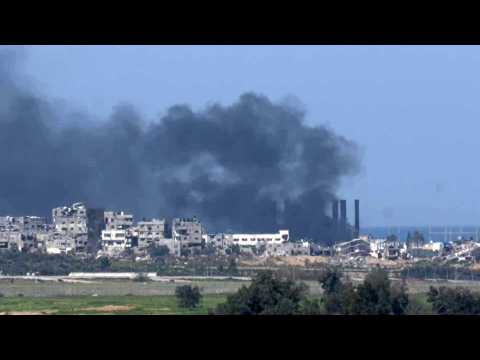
(225, 230, 289, 247)
(101, 229, 134, 256)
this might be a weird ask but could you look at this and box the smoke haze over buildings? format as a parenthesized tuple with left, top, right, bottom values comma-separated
(0, 48, 361, 243)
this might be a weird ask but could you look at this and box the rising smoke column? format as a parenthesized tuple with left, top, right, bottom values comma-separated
(0, 48, 360, 244)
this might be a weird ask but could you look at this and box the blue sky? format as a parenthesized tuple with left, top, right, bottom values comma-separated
(18, 45, 480, 227)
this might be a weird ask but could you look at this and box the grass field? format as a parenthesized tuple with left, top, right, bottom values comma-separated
(0, 293, 434, 315)
(0, 279, 251, 297)
(0, 277, 475, 315)
(0, 294, 229, 315)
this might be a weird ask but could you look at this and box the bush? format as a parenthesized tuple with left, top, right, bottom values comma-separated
(133, 273, 151, 282)
(299, 298, 322, 315)
(405, 297, 431, 315)
(427, 286, 480, 315)
(213, 271, 308, 315)
(147, 245, 170, 259)
(175, 285, 202, 308)
(318, 267, 410, 315)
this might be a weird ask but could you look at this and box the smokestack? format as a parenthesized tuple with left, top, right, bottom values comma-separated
(354, 199, 360, 238)
(340, 200, 347, 225)
(332, 200, 339, 223)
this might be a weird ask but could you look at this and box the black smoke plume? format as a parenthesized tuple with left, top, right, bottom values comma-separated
(0, 48, 360, 244)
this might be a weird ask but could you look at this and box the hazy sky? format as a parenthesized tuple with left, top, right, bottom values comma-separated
(17, 45, 480, 227)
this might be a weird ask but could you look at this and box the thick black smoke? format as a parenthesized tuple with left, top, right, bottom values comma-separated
(0, 49, 360, 244)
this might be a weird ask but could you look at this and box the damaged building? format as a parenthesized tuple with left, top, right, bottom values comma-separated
(100, 229, 135, 257)
(172, 217, 204, 256)
(52, 202, 105, 253)
(104, 211, 134, 231)
(0, 231, 24, 251)
(135, 218, 168, 249)
(0, 216, 48, 252)
(334, 238, 371, 257)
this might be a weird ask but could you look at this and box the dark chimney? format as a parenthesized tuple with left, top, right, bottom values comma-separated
(340, 200, 347, 225)
(354, 199, 360, 238)
(332, 200, 339, 223)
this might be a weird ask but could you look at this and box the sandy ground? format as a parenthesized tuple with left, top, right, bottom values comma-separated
(240, 255, 407, 269)
(241, 256, 330, 267)
(0, 279, 250, 297)
(0, 310, 57, 315)
(79, 305, 135, 312)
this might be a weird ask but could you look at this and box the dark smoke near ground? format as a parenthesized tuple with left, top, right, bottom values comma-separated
(0, 48, 360, 244)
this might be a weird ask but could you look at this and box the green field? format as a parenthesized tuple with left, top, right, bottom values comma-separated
(0, 293, 434, 315)
(0, 294, 228, 315)
(0, 277, 464, 314)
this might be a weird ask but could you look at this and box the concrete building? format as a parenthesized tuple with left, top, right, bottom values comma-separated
(335, 238, 370, 257)
(36, 231, 76, 254)
(264, 240, 310, 257)
(0, 216, 47, 233)
(52, 202, 105, 253)
(203, 233, 226, 249)
(157, 238, 176, 255)
(0, 231, 24, 251)
(104, 211, 133, 230)
(369, 238, 386, 258)
(0, 216, 48, 251)
(225, 230, 289, 248)
(172, 217, 204, 255)
(135, 218, 167, 249)
(423, 241, 444, 252)
(100, 229, 135, 256)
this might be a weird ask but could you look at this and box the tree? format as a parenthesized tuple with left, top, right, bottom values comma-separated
(226, 244, 241, 256)
(147, 244, 170, 259)
(175, 285, 202, 309)
(390, 280, 409, 315)
(252, 244, 266, 256)
(353, 268, 395, 315)
(213, 271, 309, 315)
(133, 272, 151, 282)
(200, 243, 217, 256)
(318, 267, 349, 314)
(318, 267, 343, 294)
(227, 257, 238, 275)
(427, 286, 480, 315)
(318, 267, 409, 315)
(99, 257, 111, 271)
(300, 298, 322, 315)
